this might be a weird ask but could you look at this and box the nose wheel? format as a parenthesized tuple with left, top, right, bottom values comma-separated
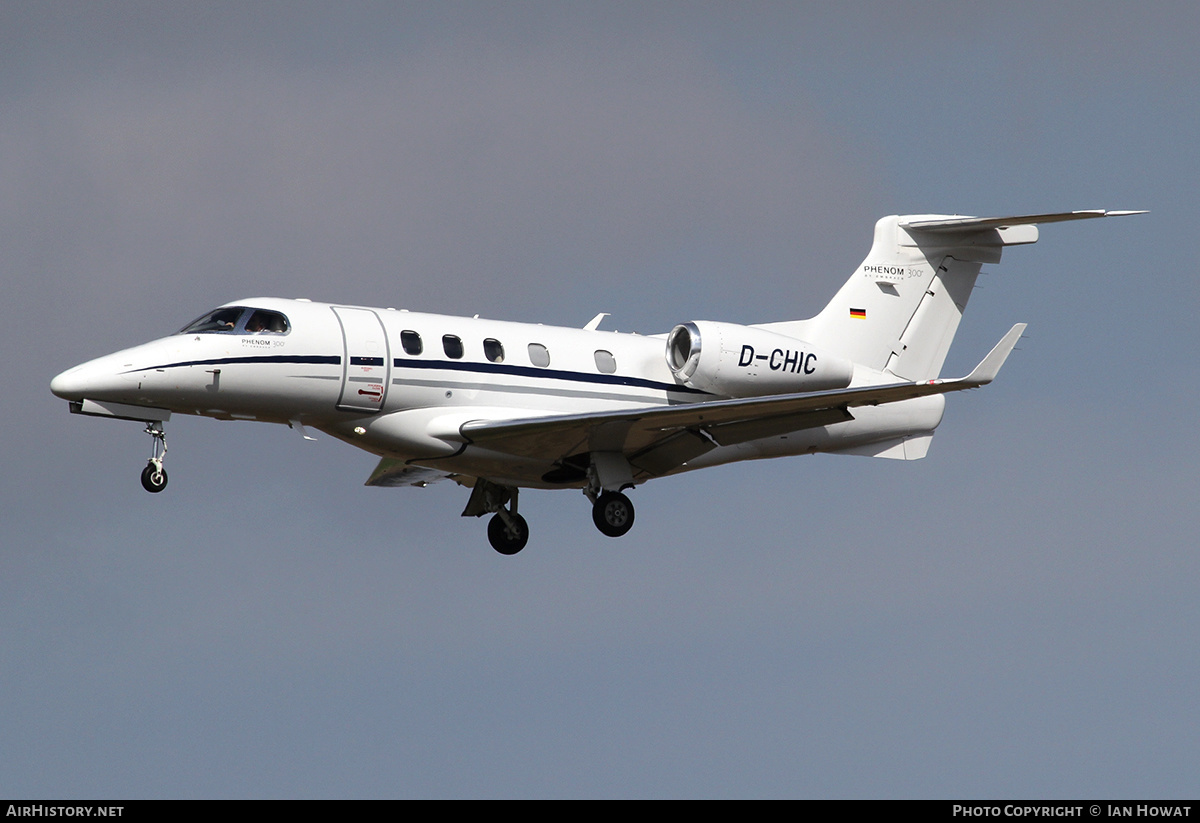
(141, 462, 168, 493)
(140, 422, 168, 493)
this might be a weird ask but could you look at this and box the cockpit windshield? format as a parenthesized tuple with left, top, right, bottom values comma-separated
(178, 307, 290, 335)
(244, 309, 288, 333)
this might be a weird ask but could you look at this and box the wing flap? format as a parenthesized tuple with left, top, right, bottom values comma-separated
(705, 405, 855, 447)
(628, 429, 715, 476)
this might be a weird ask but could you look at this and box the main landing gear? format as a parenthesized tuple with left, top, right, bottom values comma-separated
(463, 480, 530, 555)
(465, 476, 639, 555)
(487, 510, 529, 556)
(140, 422, 168, 493)
(584, 457, 636, 538)
(590, 491, 635, 538)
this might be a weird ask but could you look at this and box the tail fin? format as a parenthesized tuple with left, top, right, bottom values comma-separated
(760, 210, 1144, 381)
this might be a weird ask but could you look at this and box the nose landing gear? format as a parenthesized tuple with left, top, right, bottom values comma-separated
(140, 422, 168, 493)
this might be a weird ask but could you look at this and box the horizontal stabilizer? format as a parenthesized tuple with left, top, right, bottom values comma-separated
(900, 210, 1146, 232)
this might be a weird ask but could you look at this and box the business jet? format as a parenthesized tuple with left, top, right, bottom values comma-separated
(51, 210, 1141, 554)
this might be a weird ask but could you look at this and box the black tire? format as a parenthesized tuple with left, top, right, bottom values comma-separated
(487, 512, 529, 555)
(592, 491, 634, 537)
(141, 464, 168, 493)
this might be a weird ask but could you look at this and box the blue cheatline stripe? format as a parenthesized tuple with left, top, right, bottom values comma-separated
(121, 352, 710, 397)
(123, 354, 342, 373)
(392, 357, 710, 395)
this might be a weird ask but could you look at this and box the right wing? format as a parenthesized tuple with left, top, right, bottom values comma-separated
(455, 323, 1026, 480)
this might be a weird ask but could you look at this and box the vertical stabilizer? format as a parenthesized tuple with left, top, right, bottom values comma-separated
(759, 210, 1142, 381)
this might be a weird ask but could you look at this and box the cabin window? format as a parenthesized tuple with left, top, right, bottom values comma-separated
(484, 338, 504, 363)
(528, 343, 550, 367)
(401, 330, 423, 355)
(594, 350, 617, 374)
(179, 307, 246, 334)
(443, 334, 464, 359)
(244, 309, 289, 334)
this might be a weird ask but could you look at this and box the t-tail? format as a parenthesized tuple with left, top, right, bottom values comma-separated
(761, 210, 1145, 382)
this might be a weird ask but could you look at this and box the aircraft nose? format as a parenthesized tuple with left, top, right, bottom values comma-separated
(50, 364, 88, 400)
(50, 355, 133, 401)
(52, 340, 178, 404)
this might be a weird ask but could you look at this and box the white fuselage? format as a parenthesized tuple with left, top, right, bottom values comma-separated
(51, 297, 945, 488)
(48, 210, 1138, 552)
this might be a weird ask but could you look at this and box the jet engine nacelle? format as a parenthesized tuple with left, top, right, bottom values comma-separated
(665, 321, 854, 397)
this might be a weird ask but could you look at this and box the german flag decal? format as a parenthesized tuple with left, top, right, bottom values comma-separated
(850, 308, 866, 319)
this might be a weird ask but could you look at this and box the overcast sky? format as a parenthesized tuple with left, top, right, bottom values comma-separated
(3, 2, 1197, 798)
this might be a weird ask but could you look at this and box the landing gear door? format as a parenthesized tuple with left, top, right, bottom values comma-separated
(332, 306, 390, 413)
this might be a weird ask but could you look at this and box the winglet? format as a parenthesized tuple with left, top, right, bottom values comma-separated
(960, 323, 1027, 386)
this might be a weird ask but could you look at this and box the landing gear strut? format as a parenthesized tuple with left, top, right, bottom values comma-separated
(140, 422, 168, 493)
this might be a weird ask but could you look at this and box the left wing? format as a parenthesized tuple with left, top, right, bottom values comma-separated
(454, 323, 1026, 480)
(364, 458, 459, 488)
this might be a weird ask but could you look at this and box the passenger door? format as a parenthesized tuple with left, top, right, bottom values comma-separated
(332, 306, 391, 413)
